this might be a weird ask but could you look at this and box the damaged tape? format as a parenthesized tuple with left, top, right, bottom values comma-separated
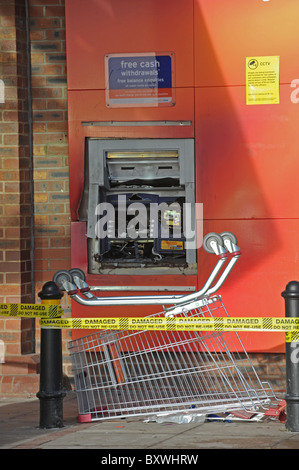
(285, 331, 299, 343)
(0, 303, 63, 318)
(40, 316, 299, 336)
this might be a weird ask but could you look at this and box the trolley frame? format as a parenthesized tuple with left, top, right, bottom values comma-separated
(56, 233, 278, 422)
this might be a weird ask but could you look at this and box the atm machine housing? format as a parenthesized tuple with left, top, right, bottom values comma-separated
(65, 0, 299, 354)
(79, 138, 196, 275)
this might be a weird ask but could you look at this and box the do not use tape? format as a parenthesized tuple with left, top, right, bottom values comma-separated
(39, 316, 299, 333)
(0, 303, 63, 318)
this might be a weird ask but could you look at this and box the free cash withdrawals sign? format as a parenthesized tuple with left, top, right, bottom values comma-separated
(246, 56, 280, 105)
(105, 52, 175, 107)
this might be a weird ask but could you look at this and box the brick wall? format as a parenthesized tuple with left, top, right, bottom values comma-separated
(29, 0, 72, 387)
(30, 0, 70, 291)
(0, 0, 37, 395)
(0, 0, 72, 396)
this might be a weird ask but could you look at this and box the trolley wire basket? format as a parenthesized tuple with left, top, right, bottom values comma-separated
(68, 295, 276, 422)
(55, 232, 278, 422)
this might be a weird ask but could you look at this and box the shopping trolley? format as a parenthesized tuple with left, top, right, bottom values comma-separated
(54, 232, 277, 422)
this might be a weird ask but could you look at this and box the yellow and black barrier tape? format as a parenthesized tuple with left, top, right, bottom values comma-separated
(40, 316, 299, 337)
(0, 303, 63, 318)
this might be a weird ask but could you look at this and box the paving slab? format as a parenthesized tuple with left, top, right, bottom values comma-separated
(1, 391, 299, 451)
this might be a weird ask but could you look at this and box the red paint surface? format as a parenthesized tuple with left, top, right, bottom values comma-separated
(66, 0, 299, 352)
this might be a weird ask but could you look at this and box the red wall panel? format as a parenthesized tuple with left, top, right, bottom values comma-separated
(194, 0, 299, 86)
(195, 85, 299, 219)
(65, 0, 299, 351)
(65, 0, 194, 90)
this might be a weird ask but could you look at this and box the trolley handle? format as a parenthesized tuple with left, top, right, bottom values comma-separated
(203, 231, 241, 295)
(52, 232, 241, 307)
(62, 253, 229, 307)
(164, 232, 241, 316)
(164, 254, 241, 317)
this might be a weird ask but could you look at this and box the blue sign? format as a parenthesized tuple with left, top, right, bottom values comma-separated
(108, 55, 172, 90)
(105, 53, 175, 107)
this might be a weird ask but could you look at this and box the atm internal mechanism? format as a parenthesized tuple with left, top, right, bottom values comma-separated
(79, 139, 196, 274)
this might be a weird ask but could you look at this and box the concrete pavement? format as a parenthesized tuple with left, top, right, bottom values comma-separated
(1, 391, 299, 451)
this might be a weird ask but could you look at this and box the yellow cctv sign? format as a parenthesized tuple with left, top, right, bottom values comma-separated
(246, 56, 279, 105)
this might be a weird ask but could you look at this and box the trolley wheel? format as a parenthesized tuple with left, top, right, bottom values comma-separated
(220, 231, 238, 246)
(69, 268, 86, 282)
(53, 270, 73, 291)
(203, 232, 224, 254)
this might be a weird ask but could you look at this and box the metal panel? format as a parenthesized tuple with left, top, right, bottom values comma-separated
(65, 0, 194, 90)
(194, 0, 299, 87)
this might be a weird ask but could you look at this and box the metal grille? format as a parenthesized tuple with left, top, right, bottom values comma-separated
(69, 295, 276, 422)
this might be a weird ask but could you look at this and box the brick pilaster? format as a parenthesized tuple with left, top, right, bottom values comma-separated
(0, 0, 71, 396)
(0, 0, 37, 395)
(29, 0, 70, 293)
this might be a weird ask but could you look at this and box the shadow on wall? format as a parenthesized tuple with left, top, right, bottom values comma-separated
(195, 0, 283, 287)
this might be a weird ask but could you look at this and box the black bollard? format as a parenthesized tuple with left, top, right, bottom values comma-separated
(36, 281, 66, 428)
(281, 280, 299, 432)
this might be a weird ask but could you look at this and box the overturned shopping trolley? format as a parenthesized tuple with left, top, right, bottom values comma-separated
(54, 232, 277, 422)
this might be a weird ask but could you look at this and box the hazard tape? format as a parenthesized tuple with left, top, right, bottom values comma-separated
(0, 303, 63, 318)
(285, 331, 299, 343)
(39, 316, 299, 337)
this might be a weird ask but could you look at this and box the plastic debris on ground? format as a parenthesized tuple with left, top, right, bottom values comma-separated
(264, 399, 286, 423)
(206, 411, 265, 423)
(144, 400, 287, 425)
(144, 413, 206, 425)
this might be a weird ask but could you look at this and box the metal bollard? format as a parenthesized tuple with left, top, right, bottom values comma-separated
(36, 281, 66, 428)
(281, 280, 299, 432)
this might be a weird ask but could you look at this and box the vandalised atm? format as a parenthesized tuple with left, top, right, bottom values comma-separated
(63, 4, 204, 349)
(65, 0, 200, 312)
(79, 138, 196, 274)
(64, 0, 299, 353)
